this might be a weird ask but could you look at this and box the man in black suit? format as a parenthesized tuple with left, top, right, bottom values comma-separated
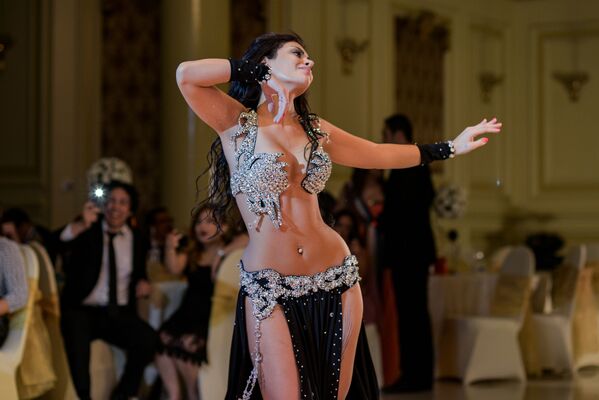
(380, 114, 437, 393)
(59, 181, 158, 400)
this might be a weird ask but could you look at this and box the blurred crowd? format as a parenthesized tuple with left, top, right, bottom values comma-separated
(0, 114, 440, 399)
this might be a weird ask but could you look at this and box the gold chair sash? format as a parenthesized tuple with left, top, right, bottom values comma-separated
(489, 275, 531, 319)
(573, 268, 599, 359)
(17, 284, 56, 398)
(551, 264, 579, 315)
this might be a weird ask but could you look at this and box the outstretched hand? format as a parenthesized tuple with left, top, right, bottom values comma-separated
(261, 75, 289, 123)
(453, 118, 502, 155)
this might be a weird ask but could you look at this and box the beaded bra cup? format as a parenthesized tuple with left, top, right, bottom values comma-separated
(229, 110, 332, 229)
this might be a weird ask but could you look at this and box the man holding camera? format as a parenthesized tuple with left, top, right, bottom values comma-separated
(59, 181, 158, 400)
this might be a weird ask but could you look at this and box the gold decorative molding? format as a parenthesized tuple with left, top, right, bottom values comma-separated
(552, 71, 589, 102)
(471, 24, 505, 104)
(536, 28, 599, 193)
(397, 11, 450, 50)
(336, 0, 370, 75)
(479, 71, 504, 103)
(335, 37, 369, 75)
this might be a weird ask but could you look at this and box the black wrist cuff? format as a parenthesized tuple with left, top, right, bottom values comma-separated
(228, 58, 271, 83)
(416, 141, 456, 165)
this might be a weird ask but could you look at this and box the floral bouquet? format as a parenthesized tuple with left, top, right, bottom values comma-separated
(434, 183, 467, 219)
(86, 157, 133, 188)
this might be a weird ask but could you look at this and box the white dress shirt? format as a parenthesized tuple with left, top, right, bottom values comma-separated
(61, 221, 134, 306)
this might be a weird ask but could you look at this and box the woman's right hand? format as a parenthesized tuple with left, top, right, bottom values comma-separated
(82, 201, 100, 228)
(261, 75, 289, 123)
(452, 118, 502, 155)
(165, 230, 183, 250)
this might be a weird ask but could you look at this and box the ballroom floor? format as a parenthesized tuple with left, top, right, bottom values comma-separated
(381, 370, 599, 399)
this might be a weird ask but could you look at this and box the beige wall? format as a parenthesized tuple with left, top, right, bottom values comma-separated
(4, 0, 598, 252)
(259, 0, 599, 253)
(0, 0, 101, 228)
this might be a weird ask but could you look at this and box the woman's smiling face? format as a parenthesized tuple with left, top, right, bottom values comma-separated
(266, 41, 314, 93)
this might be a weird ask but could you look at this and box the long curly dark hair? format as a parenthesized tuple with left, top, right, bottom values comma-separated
(195, 32, 325, 230)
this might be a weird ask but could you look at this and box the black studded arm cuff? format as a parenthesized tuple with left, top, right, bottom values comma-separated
(416, 141, 456, 165)
(228, 59, 272, 83)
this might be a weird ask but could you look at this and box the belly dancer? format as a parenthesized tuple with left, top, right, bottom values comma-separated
(175, 32, 501, 399)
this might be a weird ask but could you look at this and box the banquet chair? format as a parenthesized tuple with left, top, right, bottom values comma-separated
(587, 243, 599, 310)
(488, 246, 513, 273)
(530, 244, 587, 375)
(88, 276, 190, 399)
(436, 246, 534, 384)
(0, 245, 39, 400)
(573, 243, 599, 370)
(16, 244, 57, 398)
(198, 248, 243, 400)
(30, 242, 77, 400)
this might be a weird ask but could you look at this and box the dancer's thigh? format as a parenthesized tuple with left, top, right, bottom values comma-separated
(339, 284, 364, 399)
(245, 297, 300, 400)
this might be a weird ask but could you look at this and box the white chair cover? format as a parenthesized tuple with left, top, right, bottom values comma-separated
(90, 271, 190, 398)
(436, 246, 534, 384)
(528, 245, 588, 375)
(0, 245, 39, 399)
(30, 242, 78, 400)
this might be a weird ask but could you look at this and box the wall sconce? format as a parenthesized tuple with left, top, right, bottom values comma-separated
(479, 71, 503, 103)
(553, 71, 589, 102)
(0, 34, 14, 72)
(552, 35, 589, 102)
(336, 0, 369, 75)
(477, 29, 503, 103)
(336, 37, 369, 75)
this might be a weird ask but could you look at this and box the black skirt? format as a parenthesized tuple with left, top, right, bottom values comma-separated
(225, 285, 380, 399)
(158, 266, 214, 365)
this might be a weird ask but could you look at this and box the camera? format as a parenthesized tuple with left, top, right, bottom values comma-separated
(177, 235, 189, 251)
(89, 184, 107, 207)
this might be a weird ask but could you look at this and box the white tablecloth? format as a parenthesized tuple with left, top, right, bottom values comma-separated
(428, 273, 498, 350)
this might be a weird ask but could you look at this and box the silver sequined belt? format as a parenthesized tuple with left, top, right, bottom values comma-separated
(239, 254, 361, 321)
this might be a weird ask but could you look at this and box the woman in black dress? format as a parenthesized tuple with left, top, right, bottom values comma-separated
(155, 205, 229, 400)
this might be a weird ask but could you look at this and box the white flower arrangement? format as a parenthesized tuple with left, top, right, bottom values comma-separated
(86, 157, 133, 189)
(434, 183, 467, 219)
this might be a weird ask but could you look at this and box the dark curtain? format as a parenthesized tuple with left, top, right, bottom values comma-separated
(395, 13, 448, 167)
(102, 0, 161, 210)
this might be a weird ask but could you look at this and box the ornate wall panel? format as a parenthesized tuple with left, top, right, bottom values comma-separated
(231, 0, 268, 58)
(0, 0, 49, 221)
(101, 0, 161, 210)
(394, 13, 448, 150)
(535, 28, 599, 194)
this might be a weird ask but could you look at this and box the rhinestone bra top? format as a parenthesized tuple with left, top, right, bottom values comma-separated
(239, 255, 360, 321)
(229, 110, 332, 229)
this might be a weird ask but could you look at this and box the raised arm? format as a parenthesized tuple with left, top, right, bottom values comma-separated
(321, 118, 501, 169)
(176, 59, 245, 133)
(164, 231, 188, 276)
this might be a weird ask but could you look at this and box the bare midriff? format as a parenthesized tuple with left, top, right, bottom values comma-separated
(236, 187, 350, 276)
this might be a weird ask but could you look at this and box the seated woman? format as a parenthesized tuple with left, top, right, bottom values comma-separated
(155, 205, 232, 400)
(0, 236, 28, 347)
